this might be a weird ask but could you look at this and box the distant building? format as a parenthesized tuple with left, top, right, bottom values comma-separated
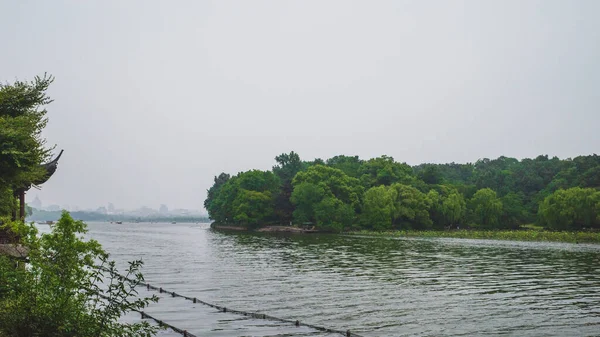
(30, 195, 42, 209)
(159, 204, 168, 214)
(107, 202, 115, 213)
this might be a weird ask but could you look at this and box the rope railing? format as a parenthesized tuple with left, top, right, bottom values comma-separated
(95, 292, 197, 337)
(139, 311, 197, 337)
(101, 266, 365, 337)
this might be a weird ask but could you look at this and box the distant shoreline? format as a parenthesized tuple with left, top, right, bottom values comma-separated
(211, 224, 319, 233)
(347, 229, 600, 244)
(211, 224, 600, 243)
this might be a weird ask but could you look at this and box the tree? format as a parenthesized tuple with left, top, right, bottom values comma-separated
(417, 165, 444, 185)
(232, 189, 274, 228)
(290, 182, 326, 224)
(272, 152, 303, 223)
(326, 155, 363, 178)
(293, 165, 363, 209)
(361, 186, 395, 231)
(313, 197, 354, 232)
(0, 212, 159, 337)
(441, 192, 466, 226)
(538, 187, 600, 230)
(0, 75, 55, 217)
(205, 170, 279, 225)
(469, 188, 503, 228)
(390, 183, 432, 229)
(500, 192, 526, 228)
(358, 156, 413, 188)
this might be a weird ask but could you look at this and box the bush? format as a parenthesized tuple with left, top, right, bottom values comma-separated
(0, 211, 159, 337)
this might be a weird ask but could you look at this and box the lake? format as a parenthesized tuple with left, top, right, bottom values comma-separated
(46, 222, 600, 336)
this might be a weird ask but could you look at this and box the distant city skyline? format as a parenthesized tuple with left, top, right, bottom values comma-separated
(26, 194, 205, 215)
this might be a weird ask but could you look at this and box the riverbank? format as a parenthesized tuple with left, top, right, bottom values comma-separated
(211, 224, 600, 243)
(211, 224, 319, 233)
(348, 229, 600, 244)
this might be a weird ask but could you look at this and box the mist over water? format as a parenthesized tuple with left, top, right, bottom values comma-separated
(39, 222, 600, 337)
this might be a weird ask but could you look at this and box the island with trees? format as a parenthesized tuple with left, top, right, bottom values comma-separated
(205, 152, 600, 242)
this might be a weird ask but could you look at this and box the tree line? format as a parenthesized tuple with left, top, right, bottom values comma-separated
(204, 152, 600, 232)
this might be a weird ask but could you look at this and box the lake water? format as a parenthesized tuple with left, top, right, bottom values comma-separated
(44, 222, 600, 336)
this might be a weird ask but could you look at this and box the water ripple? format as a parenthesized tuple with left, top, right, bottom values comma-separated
(75, 223, 600, 337)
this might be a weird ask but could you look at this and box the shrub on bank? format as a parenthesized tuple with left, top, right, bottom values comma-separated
(349, 229, 600, 244)
(0, 211, 159, 337)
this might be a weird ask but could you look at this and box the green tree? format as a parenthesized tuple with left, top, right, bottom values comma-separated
(272, 152, 303, 224)
(208, 176, 239, 223)
(538, 187, 600, 230)
(0, 212, 159, 337)
(469, 188, 503, 228)
(500, 192, 526, 228)
(440, 191, 467, 227)
(359, 156, 414, 187)
(0, 75, 55, 217)
(204, 172, 230, 221)
(427, 187, 466, 229)
(390, 183, 432, 229)
(293, 165, 363, 209)
(313, 197, 354, 232)
(290, 182, 326, 224)
(206, 170, 279, 225)
(326, 155, 363, 178)
(232, 189, 274, 228)
(361, 186, 395, 231)
(417, 165, 444, 185)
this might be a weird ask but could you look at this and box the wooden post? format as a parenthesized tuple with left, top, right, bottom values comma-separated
(19, 190, 25, 221)
(11, 191, 17, 221)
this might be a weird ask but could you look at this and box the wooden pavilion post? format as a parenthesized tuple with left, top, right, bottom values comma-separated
(19, 190, 26, 221)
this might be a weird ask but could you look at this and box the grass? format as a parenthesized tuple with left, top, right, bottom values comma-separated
(348, 229, 600, 244)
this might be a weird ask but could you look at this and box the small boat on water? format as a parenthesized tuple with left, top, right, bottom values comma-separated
(171, 221, 176, 224)
(46, 221, 54, 225)
(115, 221, 123, 224)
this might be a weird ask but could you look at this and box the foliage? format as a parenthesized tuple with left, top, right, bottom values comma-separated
(233, 189, 274, 228)
(428, 188, 467, 229)
(272, 152, 303, 223)
(361, 186, 395, 231)
(0, 74, 54, 191)
(390, 183, 432, 229)
(293, 165, 363, 209)
(358, 155, 413, 187)
(205, 170, 279, 227)
(538, 187, 600, 230)
(204, 173, 230, 221)
(290, 182, 326, 224)
(469, 188, 503, 228)
(205, 151, 600, 231)
(313, 197, 354, 232)
(326, 155, 363, 178)
(0, 212, 159, 337)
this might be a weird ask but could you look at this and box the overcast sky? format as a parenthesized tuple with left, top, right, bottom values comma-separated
(1, 0, 599, 210)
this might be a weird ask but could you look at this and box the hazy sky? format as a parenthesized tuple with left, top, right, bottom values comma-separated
(1, 0, 599, 210)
